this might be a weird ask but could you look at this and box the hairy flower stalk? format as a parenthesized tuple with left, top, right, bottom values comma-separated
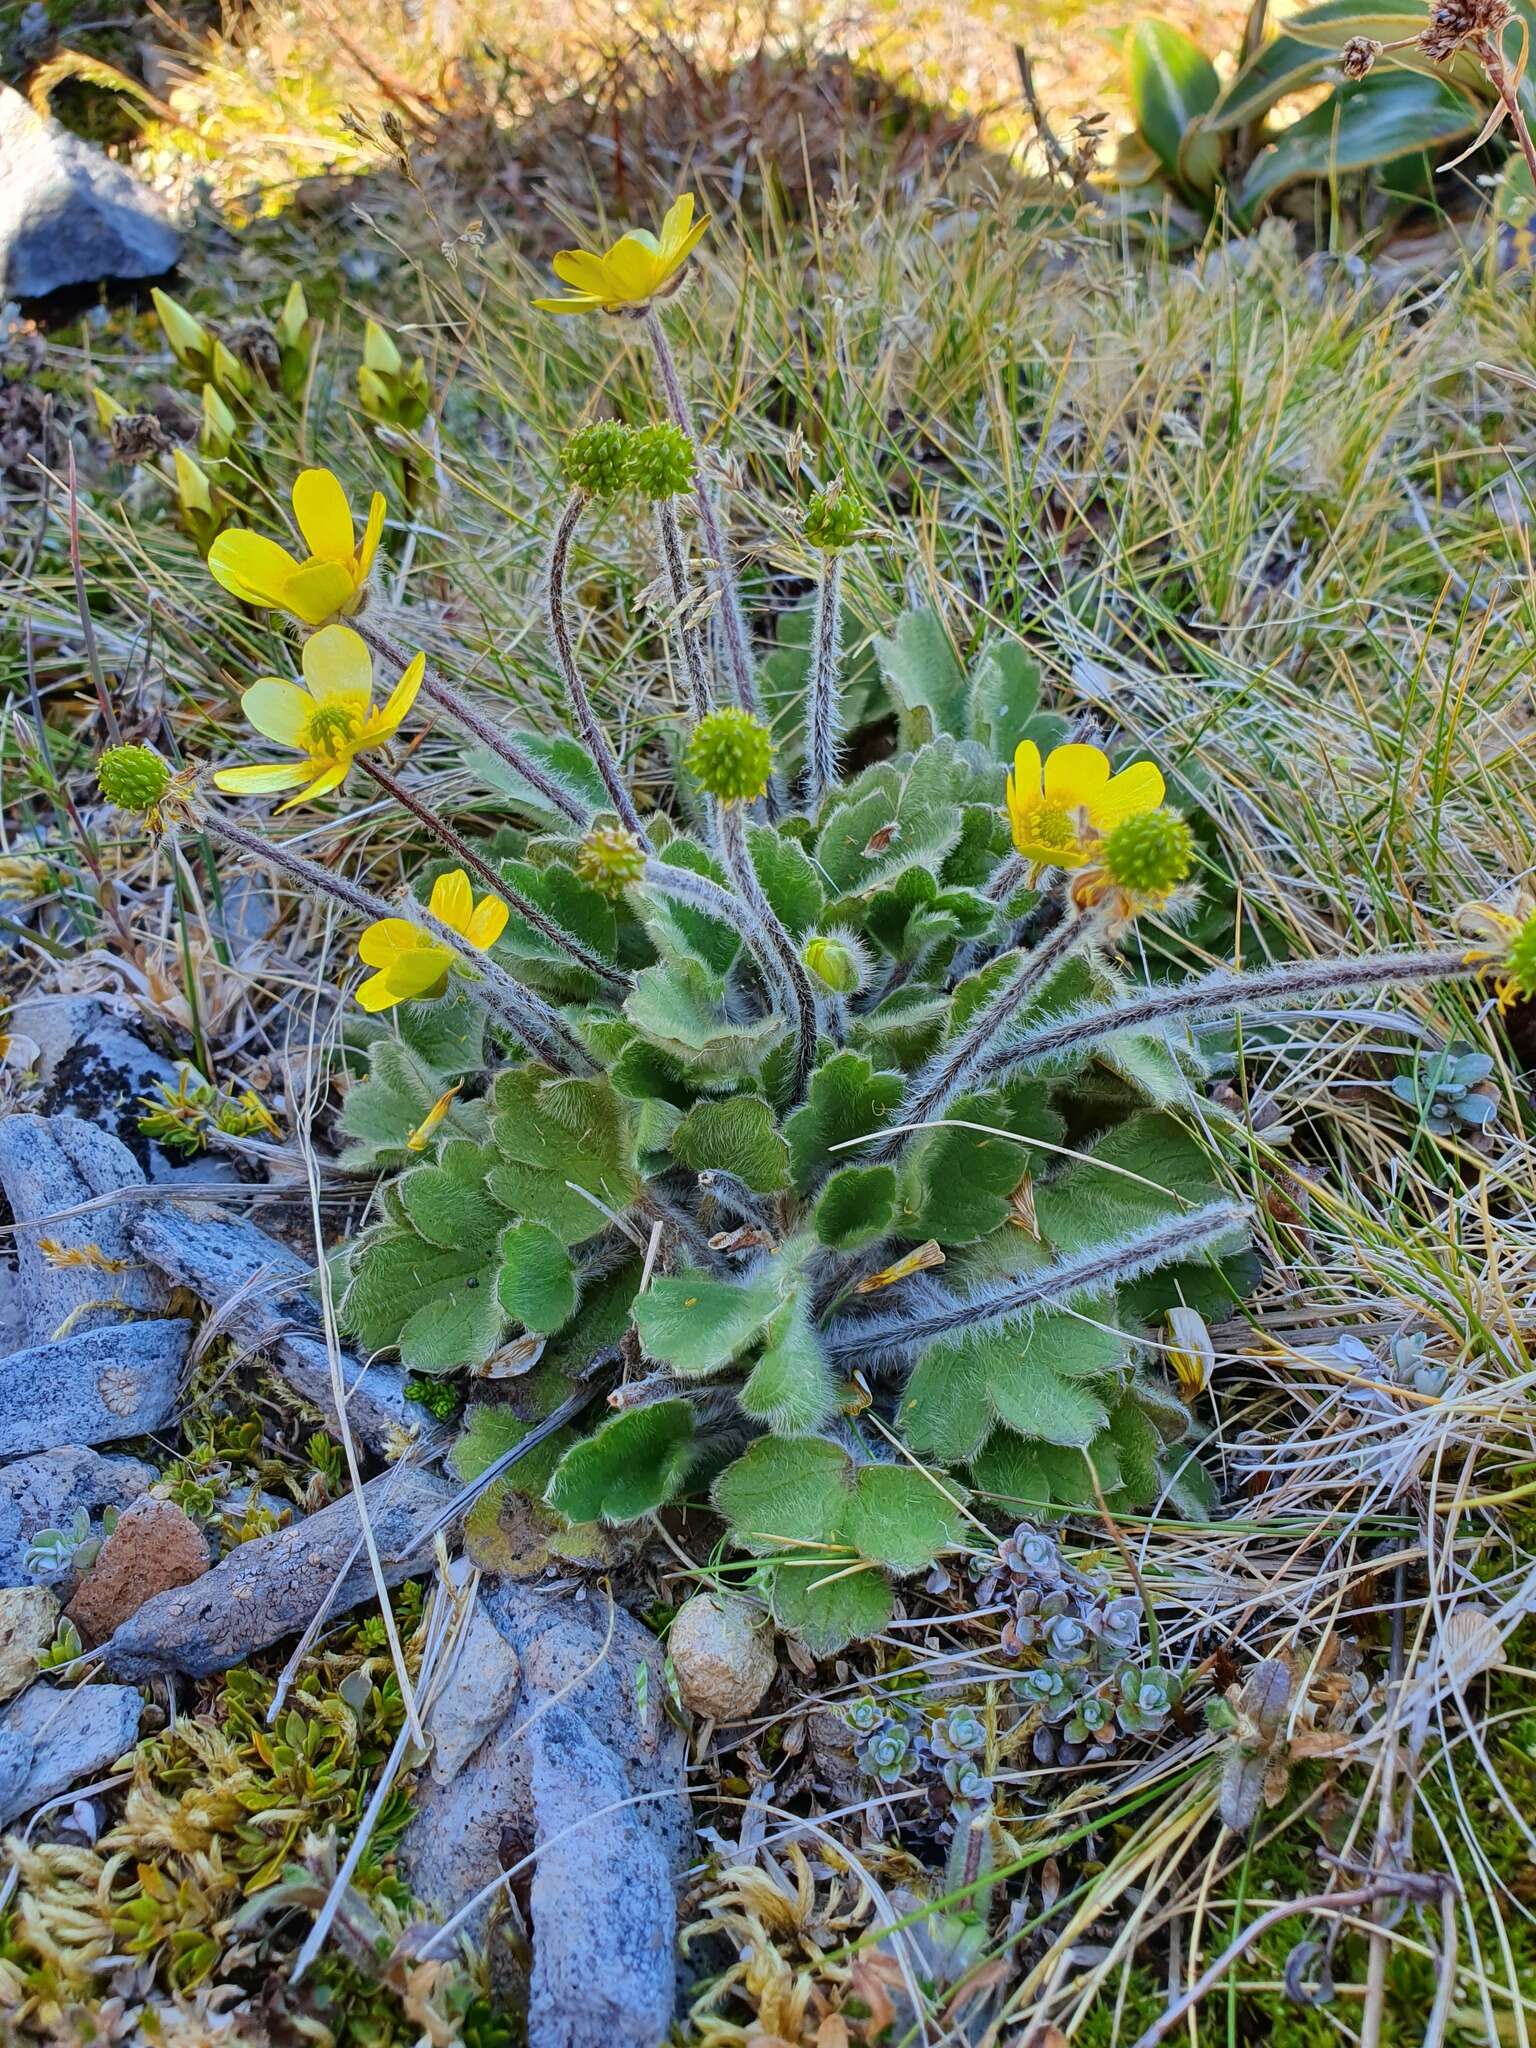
(201, 813, 594, 1073)
(643, 312, 760, 725)
(548, 492, 650, 842)
(640, 857, 801, 1021)
(355, 623, 590, 830)
(355, 757, 625, 993)
(653, 498, 715, 719)
(716, 801, 818, 1096)
(823, 1200, 1249, 1365)
(871, 906, 1102, 1158)
(978, 947, 1487, 1087)
(804, 547, 845, 809)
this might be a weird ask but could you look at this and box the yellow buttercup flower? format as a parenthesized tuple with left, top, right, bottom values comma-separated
(1005, 740, 1164, 873)
(207, 468, 386, 626)
(213, 624, 424, 809)
(533, 194, 709, 315)
(354, 869, 509, 1014)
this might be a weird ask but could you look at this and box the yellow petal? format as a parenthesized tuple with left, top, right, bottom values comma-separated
(355, 969, 405, 1013)
(380, 650, 426, 730)
(283, 559, 357, 625)
(241, 679, 313, 747)
(292, 467, 354, 561)
(429, 868, 474, 932)
(659, 193, 695, 253)
(531, 295, 598, 314)
(357, 491, 387, 579)
(667, 215, 709, 272)
(1009, 740, 1044, 804)
(358, 916, 421, 969)
(602, 235, 663, 301)
(276, 761, 348, 810)
(303, 622, 374, 705)
(208, 530, 304, 609)
(465, 895, 510, 950)
(1041, 743, 1112, 809)
(550, 249, 612, 293)
(385, 943, 454, 1002)
(1092, 760, 1165, 827)
(213, 762, 312, 794)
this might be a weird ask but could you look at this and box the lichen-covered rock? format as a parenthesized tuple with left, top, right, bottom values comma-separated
(100, 1464, 454, 1679)
(426, 1595, 521, 1785)
(0, 1680, 143, 1826)
(0, 1321, 189, 1455)
(66, 1496, 209, 1646)
(668, 1592, 776, 1721)
(0, 1112, 169, 1336)
(0, 1588, 59, 1700)
(0, 1446, 155, 1588)
(401, 1581, 691, 2048)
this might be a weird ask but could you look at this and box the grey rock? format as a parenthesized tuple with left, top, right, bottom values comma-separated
(0, 1320, 187, 1456)
(128, 1203, 421, 1454)
(0, 1112, 168, 1339)
(0, 1679, 143, 1825)
(402, 1581, 690, 2048)
(0, 83, 179, 300)
(9, 996, 185, 1166)
(0, 1446, 155, 1588)
(100, 1462, 454, 1679)
(427, 1595, 520, 1785)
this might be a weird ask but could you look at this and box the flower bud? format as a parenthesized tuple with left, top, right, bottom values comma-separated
(152, 287, 213, 379)
(1164, 1305, 1214, 1400)
(363, 319, 404, 378)
(200, 381, 236, 461)
(628, 423, 695, 499)
(98, 745, 171, 814)
(561, 420, 635, 500)
(683, 707, 774, 803)
(802, 930, 867, 995)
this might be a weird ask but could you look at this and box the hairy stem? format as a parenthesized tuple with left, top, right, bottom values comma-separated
(644, 312, 760, 721)
(201, 812, 593, 1074)
(979, 947, 1486, 1086)
(359, 758, 625, 993)
(871, 907, 1098, 1158)
(823, 1199, 1248, 1363)
(354, 623, 591, 830)
(717, 801, 818, 1098)
(548, 492, 649, 842)
(653, 499, 715, 720)
(640, 855, 799, 1019)
(803, 548, 844, 811)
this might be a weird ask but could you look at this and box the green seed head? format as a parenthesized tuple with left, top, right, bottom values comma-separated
(628, 423, 695, 499)
(98, 744, 172, 814)
(1101, 810, 1193, 896)
(561, 421, 635, 500)
(1504, 913, 1536, 1001)
(684, 708, 775, 803)
(575, 822, 646, 899)
(802, 930, 867, 996)
(802, 482, 865, 552)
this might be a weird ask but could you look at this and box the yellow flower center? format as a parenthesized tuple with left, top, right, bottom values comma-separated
(305, 701, 363, 756)
(1028, 805, 1079, 851)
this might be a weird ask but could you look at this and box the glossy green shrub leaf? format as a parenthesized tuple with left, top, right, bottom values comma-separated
(1124, 18, 1223, 195)
(545, 1400, 698, 1523)
(1208, 4, 1489, 131)
(1240, 72, 1480, 212)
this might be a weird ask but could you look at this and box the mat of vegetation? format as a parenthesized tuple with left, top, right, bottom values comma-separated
(3, 11, 1536, 2046)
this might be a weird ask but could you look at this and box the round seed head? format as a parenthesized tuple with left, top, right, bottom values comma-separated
(98, 744, 172, 814)
(1340, 34, 1380, 75)
(1101, 809, 1194, 896)
(561, 421, 635, 500)
(684, 707, 775, 803)
(575, 822, 646, 899)
(629, 423, 695, 499)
